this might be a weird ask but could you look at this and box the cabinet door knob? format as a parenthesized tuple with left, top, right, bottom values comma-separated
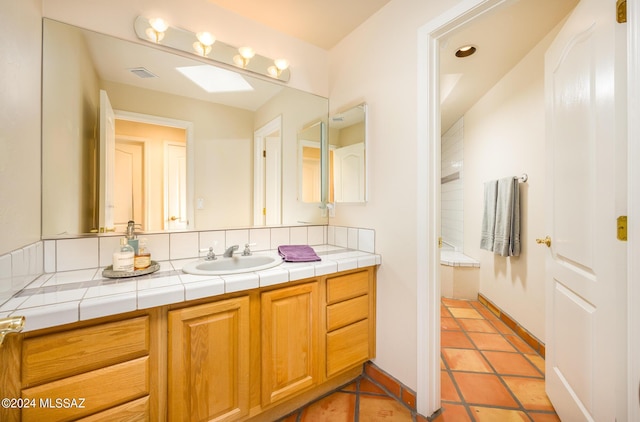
(535, 236, 551, 248)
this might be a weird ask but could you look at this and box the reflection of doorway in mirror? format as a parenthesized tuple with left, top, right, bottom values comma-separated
(114, 140, 145, 232)
(113, 116, 188, 232)
(333, 143, 364, 202)
(254, 117, 282, 226)
(298, 141, 335, 203)
(302, 144, 321, 203)
(165, 143, 188, 230)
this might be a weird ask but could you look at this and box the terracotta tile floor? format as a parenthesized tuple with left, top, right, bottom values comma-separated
(435, 298, 559, 422)
(280, 298, 559, 421)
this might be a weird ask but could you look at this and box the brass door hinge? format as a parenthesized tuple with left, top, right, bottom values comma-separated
(438, 237, 443, 249)
(263, 207, 266, 216)
(617, 216, 628, 241)
(617, 0, 627, 23)
(263, 150, 266, 158)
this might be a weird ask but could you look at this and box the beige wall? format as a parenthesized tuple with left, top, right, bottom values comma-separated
(328, 0, 465, 390)
(0, 0, 42, 255)
(463, 26, 561, 342)
(255, 88, 328, 225)
(42, 20, 100, 235)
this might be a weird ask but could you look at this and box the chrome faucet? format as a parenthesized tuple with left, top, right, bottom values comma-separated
(223, 245, 239, 257)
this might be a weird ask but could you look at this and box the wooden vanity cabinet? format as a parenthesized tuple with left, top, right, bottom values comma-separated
(260, 282, 320, 406)
(0, 310, 162, 422)
(325, 268, 376, 378)
(168, 296, 250, 422)
(0, 267, 376, 422)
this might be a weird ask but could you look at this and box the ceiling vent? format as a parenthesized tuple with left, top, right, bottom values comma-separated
(129, 67, 157, 78)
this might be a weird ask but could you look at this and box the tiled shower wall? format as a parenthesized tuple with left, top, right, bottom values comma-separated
(0, 225, 375, 305)
(441, 118, 464, 251)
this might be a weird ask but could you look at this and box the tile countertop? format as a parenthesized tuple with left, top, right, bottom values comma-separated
(0, 246, 381, 333)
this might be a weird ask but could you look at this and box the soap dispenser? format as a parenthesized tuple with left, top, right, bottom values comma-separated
(113, 237, 135, 272)
(125, 220, 139, 254)
(134, 238, 151, 270)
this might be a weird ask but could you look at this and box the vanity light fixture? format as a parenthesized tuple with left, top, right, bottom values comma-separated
(233, 47, 255, 68)
(145, 18, 168, 43)
(267, 59, 289, 78)
(455, 45, 477, 58)
(193, 31, 216, 57)
(134, 16, 291, 82)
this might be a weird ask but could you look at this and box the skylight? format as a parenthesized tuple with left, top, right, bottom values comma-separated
(176, 65, 254, 93)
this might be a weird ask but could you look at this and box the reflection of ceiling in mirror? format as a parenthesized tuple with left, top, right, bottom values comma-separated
(79, 23, 285, 111)
(330, 105, 364, 130)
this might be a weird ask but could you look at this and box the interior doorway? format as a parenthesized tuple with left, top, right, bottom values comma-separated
(113, 110, 194, 232)
(416, 0, 577, 417)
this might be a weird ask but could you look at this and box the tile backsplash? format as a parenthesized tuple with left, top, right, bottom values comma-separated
(0, 225, 375, 306)
(42, 225, 375, 273)
(0, 242, 43, 305)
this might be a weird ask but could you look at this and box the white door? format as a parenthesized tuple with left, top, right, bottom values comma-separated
(98, 90, 115, 232)
(165, 143, 188, 230)
(264, 136, 282, 225)
(333, 142, 365, 202)
(253, 117, 282, 225)
(114, 141, 145, 231)
(544, 0, 627, 420)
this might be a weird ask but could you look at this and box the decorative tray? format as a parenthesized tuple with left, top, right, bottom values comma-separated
(102, 261, 160, 279)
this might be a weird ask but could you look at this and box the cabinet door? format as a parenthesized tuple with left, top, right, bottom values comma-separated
(261, 282, 319, 406)
(168, 296, 250, 422)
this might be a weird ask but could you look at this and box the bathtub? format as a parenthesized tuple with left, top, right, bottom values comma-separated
(440, 247, 479, 300)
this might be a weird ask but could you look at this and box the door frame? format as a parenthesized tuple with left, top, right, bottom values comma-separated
(114, 110, 195, 231)
(416, 0, 640, 418)
(253, 116, 282, 226)
(114, 135, 149, 231)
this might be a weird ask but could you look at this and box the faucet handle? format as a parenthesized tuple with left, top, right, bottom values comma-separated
(243, 243, 256, 256)
(199, 246, 217, 260)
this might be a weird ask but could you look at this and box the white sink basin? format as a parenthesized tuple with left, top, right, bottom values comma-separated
(182, 254, 283, 276)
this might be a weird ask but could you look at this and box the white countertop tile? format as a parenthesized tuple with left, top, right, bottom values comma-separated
(184, 279, 225, 301)
(137, 284, 185, 309)
(4, 246, 380, 332)
(15, 301, 80, 332)
(80, 293, 137, 321)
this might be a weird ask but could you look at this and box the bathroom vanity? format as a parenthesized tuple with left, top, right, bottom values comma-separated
(0, 263, 377, 421)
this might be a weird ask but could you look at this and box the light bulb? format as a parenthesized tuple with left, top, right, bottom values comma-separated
(274, 59, 289, 71)
(146, 18, 168, 43)
(238, 47, 255, 59)
(196, 32, 215, 46)
(149, 18, 168, 33)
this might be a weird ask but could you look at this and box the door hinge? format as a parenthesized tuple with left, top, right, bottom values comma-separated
(617, 0, 627, 23)
(263, 207, 266, 216)
(263, 150, 266, 158)
(617, 216, 628, 241)
(438, 237, 443, 249)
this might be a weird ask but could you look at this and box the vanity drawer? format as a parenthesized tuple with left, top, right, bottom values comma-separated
(326, 294, 368, 331)
(22, 316, 149, 386)
(21, 356, 149, 422)
(326, 270, 369, 304)
(326, 319, 370, 377)
(75, 396, 149, 422)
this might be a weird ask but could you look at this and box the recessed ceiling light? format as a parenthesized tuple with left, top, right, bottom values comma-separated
(455, 45, 477, 58)
(176, 65, 254, 93)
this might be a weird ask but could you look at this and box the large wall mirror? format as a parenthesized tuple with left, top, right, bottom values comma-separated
(328, 103, 367, 203)
(42, 19, 328, 237)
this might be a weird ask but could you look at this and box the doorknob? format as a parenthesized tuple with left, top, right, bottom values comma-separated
(170, 216, 177, 221)
(536, 236, 551, 247)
